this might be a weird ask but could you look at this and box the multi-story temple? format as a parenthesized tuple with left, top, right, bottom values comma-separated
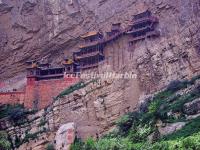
(127, 10, 159, 43)
(74, 31, 105, 71)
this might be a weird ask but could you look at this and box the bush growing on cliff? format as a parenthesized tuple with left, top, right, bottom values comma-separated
(166, 80, 188, 93)
(0, 131, 11, 150)
(70, 138, 84, 150)
(84, 138, 96, 150)
(8, 106, 26, 123)
(128, 124, 152, 142)
(116, 112, 140, 135)
(46, 143, 55, 150)
(38, 118, 47, 127)
(0, 104, 24, 119)
(56, 81, 86, 99)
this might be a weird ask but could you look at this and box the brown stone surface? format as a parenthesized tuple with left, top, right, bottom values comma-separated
(0, 0, 199, 94)
(0, 0, 200, 149)
(183, 98, 200, 115)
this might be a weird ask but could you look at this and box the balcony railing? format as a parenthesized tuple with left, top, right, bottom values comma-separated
(75, 51, 104, 60)
(131, 16, 158, 26)
(127, 25, 153, 34)
(79, 40, 104, 49)
(80, 63, 99, 70)
(129, 30, 160, 42)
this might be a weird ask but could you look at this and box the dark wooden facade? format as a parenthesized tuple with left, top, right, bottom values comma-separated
(127, 10, 160, 43)
(74, 31, 105, 71)
(26, 60, 75, 80)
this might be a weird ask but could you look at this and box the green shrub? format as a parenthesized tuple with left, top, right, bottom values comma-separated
(166, 80, 188, 93)
(102, 129, 119, 139)
(116, 112, 140, 135)
(15, 136, 21, 148)
(96, 138, 122, 150)
(0, 131, 11, 150)
(84, 137, 96, 150)
(0, 138, 11, 150)
(56, 80, 98, 100)
(128, 124, 152, 142)
(70, 138, 84, 150)
(182, 138, 195, 149)
(150, 141, 169, 150)
(181, 135, 200, 149)
(0, 104, 24, 119)
(38, 119, 47, 127)
(148, 101, 160, 114)
(46, 143, 55, 150)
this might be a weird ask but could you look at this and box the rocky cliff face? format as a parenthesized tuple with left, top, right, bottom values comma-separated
(0, 0, 200, 88)
(1, 0, 200, 149)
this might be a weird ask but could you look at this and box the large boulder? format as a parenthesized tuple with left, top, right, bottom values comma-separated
(158, 122, 186, 136)
(55, 122, 76, 150)
(183, 98, 200, 115)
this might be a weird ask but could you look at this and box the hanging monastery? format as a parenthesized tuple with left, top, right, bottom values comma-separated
(0, 10, 160, 109)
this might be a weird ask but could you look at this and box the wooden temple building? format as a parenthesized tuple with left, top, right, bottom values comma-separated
(26, 59, 78, 81)
(26, 10, 160, 75)
(106, 23, 122, 38)
(127, 10, 159, 43)
(74, 31, 105, 71)
(63, 57, 79, 73)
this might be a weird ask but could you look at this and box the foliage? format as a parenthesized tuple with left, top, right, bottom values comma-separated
(23, 133, 38, 143)
(128, 124, 153, 142)
(0, 131, 11, 150)
(70, 138, 84, 150)
(56, 80, 97, 100)
(46, 143, 55, 150)
(8, 107, 26, 123)
(116, 112, 140, 135)
(15, 136, 21, 148)
(166, 80, 188, 93)
(0, 104, 36, 126)
(38, 119, 47, 127)
(0, 104, 24, 119)
(102, 129, 119, 139)
(96, 138, 134, 150)
(0, 138, 11, 150)
(20, 129, 46, 145)
(84, 137, 96, 150)
(56, 81, 85, 99)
